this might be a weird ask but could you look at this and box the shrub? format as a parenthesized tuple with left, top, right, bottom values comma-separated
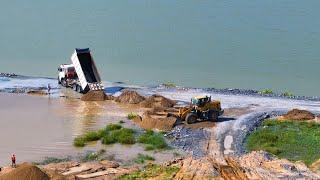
(134, 153, 155, 164)
(83, 131, 101, 141)
(74, 137, 86, 147)
(111, 128, 136, 144)
(118, 164, 179, 180)
(102, 134, 117, 144)
(106, 124, 122, 131)
(138, 130, 168, 150)
(162, 82, 176, 88)
(259, 89, 273, 95)
(127, 112, 138, 120)
(282, 91, 294, 97)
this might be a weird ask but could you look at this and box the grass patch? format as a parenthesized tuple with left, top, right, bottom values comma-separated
(118, 164, 179, 180)
(80, 150, 106, 162)
(74, 124, 136, 147)
(34, 156, 72, 165)
(83, 131, 102, 141)
(138, 130, 168, 151)
(134, 153, 155, 164)
(258, 89, 273, 95)
(246, 119, 320, 165)
(74, 137, 86, 147)
(106, 124, 122, 131)
(162, 82, 177, 88)
(127, 112, 138, 120)
(282, 91, 294, 97)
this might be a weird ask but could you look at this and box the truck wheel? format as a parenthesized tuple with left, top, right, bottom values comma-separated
(186, 113, 198, 124)
(72, 84, 77, 91)
(61, 79, 66, 87)
(77, 85, 82, 93)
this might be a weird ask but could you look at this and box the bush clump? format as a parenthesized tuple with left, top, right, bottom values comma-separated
(103, 128, 136, 145)
(138, 130, 168, 150)
(74, 137, 86, 147)
(259, 89, 273, 95)
(246, 119, 320, 165)
(127, 112, 138, 120)
(118, 164, 179, 180)
(134, 153, 155, 164)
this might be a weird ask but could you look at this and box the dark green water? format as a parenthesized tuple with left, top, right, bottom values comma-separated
(0, 1, 319, 96)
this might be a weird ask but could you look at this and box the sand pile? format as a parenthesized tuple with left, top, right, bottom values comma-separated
(133, 113, 177, 131)
(27, 90, 48, 96)
(0, 163, 49, 180)
(81, 90, 112, 101)
(282, 109, 315, 120)
(115, 90, 145, 104)
(140, 94, 176, 108)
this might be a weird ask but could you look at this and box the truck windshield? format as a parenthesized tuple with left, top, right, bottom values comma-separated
(67, 67, 75, 72)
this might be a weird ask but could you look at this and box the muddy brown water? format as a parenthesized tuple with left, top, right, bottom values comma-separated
(0, 93, 174, 166)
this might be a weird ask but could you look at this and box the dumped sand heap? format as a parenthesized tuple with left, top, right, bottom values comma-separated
(0, 163, 50, 180)
(133, 112, 177, 131)
(81, 90, 112, 101)
(283, 108, 315, 120)
(140, 94, 176, 108)
(27, 90, 48, 96)
(115, 90, 145, 104)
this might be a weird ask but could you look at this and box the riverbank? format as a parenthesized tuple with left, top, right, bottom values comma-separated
(1, 75, 320, 179)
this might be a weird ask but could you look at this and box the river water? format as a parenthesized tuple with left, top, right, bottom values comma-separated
(0, 1, 319, 96)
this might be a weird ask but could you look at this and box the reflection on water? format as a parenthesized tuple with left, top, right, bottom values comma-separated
(0, 93, 134, 166)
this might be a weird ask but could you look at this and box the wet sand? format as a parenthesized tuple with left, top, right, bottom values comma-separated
(0, 93, 172, 166)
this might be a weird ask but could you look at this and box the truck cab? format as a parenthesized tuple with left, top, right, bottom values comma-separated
(58, 64, 77, 86)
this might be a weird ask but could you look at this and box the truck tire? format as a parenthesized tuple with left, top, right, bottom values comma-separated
(72, 84, 77, 91)
(77, 85, 82, 93)
(186, 113, 198, 124)
(61, 78, 66, 87)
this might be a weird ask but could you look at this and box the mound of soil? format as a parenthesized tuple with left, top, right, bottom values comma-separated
(0, 163, 49, 180)
(140, 94, 176, 108)
(283, 109, 315, 120)
(133, 113, 177, 131)
(115, 90, 145, 104)
(81, 90, 111, 101)
(27, 90, 48, 96)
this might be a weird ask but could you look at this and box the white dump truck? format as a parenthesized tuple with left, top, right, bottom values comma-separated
(58, 48, 103, 94)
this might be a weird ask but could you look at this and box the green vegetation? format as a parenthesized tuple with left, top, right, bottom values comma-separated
(138, 130, 168, 151)
(118, 164, 179, 180)
(134, 153, 155, 164)
(83, 131, 102, 141)
(282, 91, 294, 97)
(258, 89, 273, 95)
(74, 124, 126, 147)
(246, 119, 320, 165)
(119, 120, 125, 124)
(162, 82, 177, 88)
(80, 149, 106, 162)
(74, 137, 86, 147)
(127, 112, 138, 120)
(106, 124, 122, 131)
(73, 125, 169, 151)
(34, 156, 72, 165)
(102, 128, 136, 145)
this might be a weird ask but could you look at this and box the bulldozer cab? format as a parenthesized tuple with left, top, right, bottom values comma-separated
(191, 96, 211, 107)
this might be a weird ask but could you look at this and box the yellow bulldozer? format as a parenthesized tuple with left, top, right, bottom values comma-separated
(173, 95, 224, 124)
